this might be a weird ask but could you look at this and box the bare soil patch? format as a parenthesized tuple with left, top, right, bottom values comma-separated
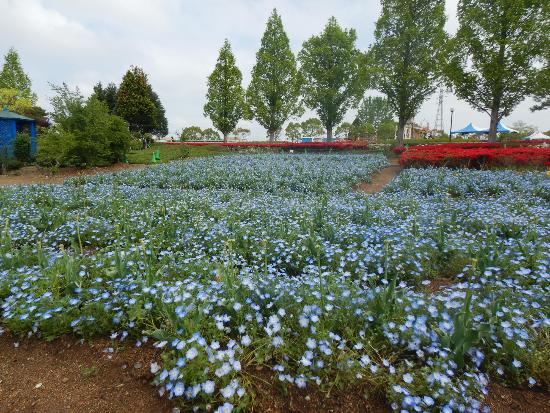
(0, 163, 146, 187)
(357, 158, 402, 194)
(486, 383, 550, 413)
(0, 333, 173, 413)
(248, 367, 390, 413)
(424, 278, 456, 294)
(1, 334, 549, 412)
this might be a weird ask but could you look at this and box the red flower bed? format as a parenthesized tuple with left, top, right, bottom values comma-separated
(399, 141, 550, 168)
(165, 141, 369, 150)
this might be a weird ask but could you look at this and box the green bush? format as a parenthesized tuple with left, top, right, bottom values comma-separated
(36, 128, 77, 167)
(37, 90, 132, 167)
(13, 132, 32, 163)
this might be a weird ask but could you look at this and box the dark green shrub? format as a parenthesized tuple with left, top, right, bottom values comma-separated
(37, 88, 132, 167)
(14, 133, 32, 163)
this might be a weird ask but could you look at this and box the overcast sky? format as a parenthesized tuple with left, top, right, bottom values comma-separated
(1, 0, 548, 138)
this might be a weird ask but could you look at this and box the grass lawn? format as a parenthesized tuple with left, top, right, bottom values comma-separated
(127, 143, 230, 164)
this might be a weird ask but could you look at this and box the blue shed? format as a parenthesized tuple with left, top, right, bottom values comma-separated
(0, 107, 37, 158)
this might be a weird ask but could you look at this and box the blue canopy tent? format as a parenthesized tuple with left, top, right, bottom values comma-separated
(450, 123, 485, 135)
(486, 122, 518, 134)
(0, 107, 37, 158)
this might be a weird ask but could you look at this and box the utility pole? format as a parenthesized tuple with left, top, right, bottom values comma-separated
(449, 108, 454, 142)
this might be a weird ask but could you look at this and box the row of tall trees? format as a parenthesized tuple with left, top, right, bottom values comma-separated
(204, 1, 548, 144)
(204, 11, 365, 143)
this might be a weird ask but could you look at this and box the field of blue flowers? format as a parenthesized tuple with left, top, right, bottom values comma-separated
(0, 153, 549, 413)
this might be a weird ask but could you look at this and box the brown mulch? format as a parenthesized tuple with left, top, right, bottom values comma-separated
(357, 158, 402, 194)
(0, 334, 174, 413)
(0, 163, 146, 187)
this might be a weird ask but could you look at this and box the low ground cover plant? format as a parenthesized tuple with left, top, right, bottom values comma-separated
(0, 154, 548, 412)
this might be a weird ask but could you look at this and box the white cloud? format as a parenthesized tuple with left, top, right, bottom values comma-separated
(0, 0, 547, 138)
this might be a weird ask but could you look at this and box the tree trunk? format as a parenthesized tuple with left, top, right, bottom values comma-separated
(488, 106, 499, 143)
(223, 132, 228, 143)
(268, 130, 275, 142)
(396, 116, 406, 145)
(327, 126, 333, 142)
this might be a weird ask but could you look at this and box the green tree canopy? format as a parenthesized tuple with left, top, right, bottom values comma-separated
(93, 82, 118, 114)
(300, 117, 325, 137)
(116, 66, 159, 147)
(246, 9, 302, 141)
(510, 120, 536, 135)
(444, 0, 547, 141)
(530, 8, 550, 113)
(39, 84, 131, 167)
(204, 40, 245, 142)
(298, 17, 366, 141)
(378, 120, 397, 140)
(368, 0, 447, 144)
(357, 96, 394, 129)
(0, 88, 47, 125)
(180, 126, 204, 141)
(232, 127, 251, 141)
(335, 122, 352, 140)
(0, 48, 36, 103)
(285, 122, 302, 141)
(202, 128, 221, 141)
(150, 90, 168, 136)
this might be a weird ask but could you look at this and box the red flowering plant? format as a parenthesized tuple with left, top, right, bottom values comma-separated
(166, 141, 370, 150)
(399, 141, 550, 169)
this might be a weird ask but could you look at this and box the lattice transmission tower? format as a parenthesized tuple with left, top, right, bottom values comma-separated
(434, 88, 444, 134)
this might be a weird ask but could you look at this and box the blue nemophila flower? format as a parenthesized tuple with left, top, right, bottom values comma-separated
(186, 347, 198, 360)
(1, 156, 548, 412)
(173, 382, 185, 397)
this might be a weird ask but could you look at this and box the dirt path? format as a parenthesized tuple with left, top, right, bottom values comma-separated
(357, 158, 402, 194)
(0, 163, 146, 187)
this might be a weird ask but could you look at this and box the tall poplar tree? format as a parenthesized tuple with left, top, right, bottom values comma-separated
(299, 17, 365, 141)
(445, 0, 547, 141)
(204, 40, 245, 142)
(0, 48, 36, 103)
(368, 0, 447, 144)
(246, 9, 302, 141)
